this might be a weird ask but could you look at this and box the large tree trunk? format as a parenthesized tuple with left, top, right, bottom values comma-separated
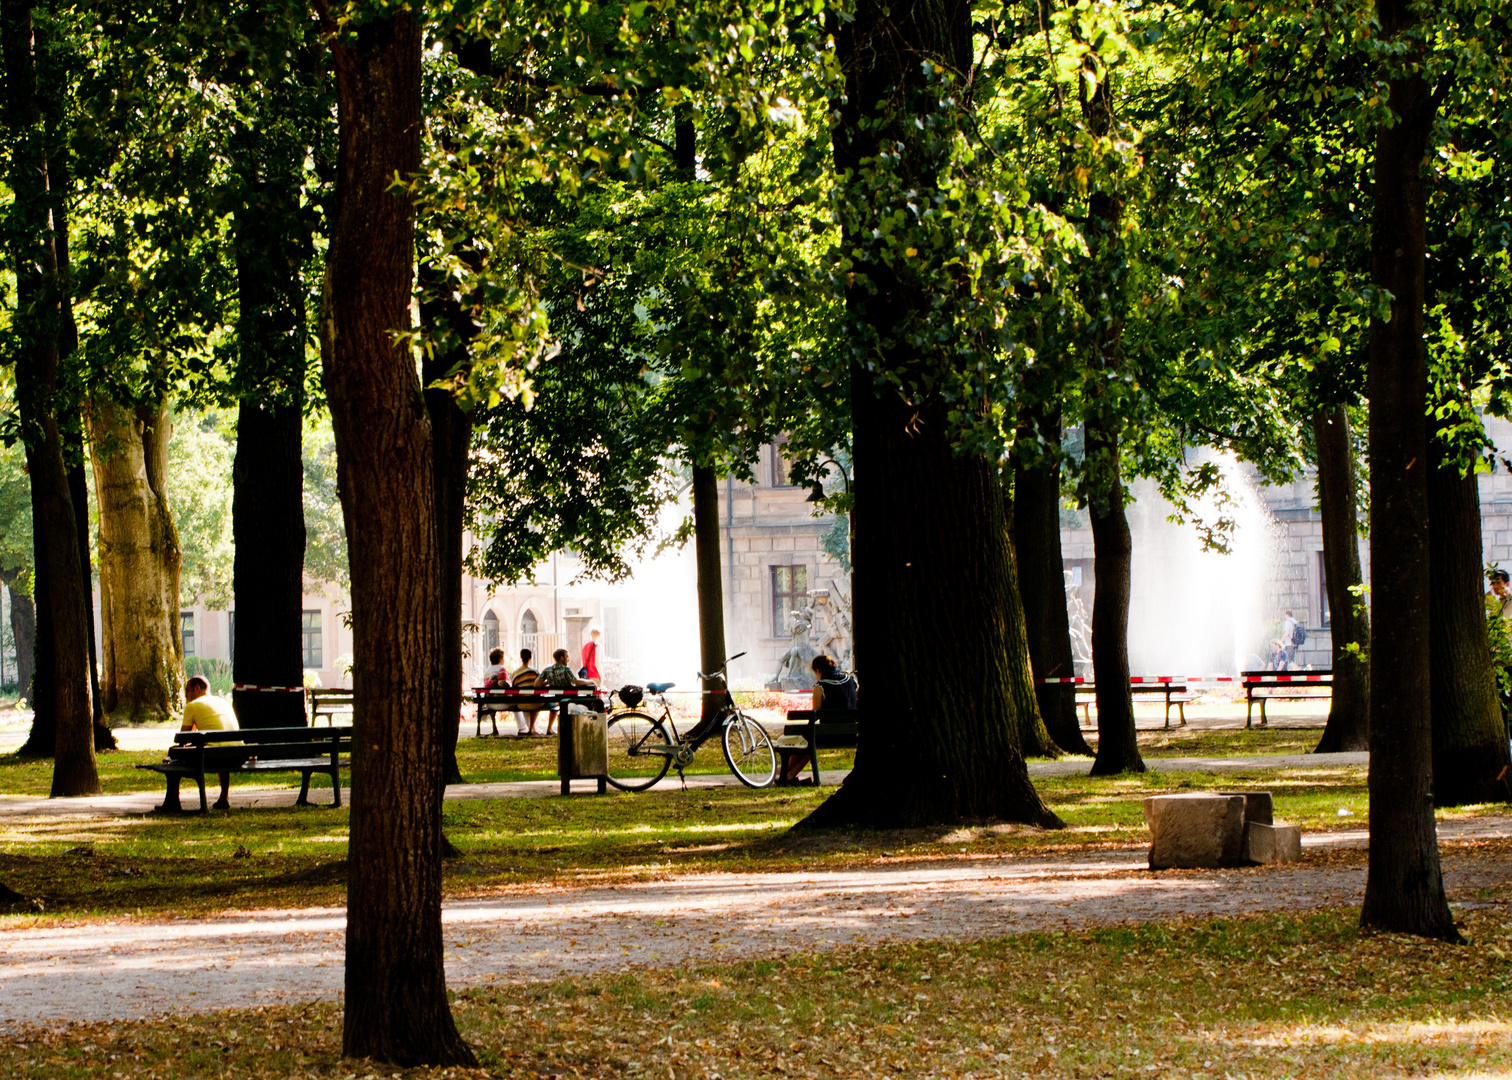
(800, 0, 1058, 829)
(232, 400, 308, 728)
(4, 0, 99, 793)
(321, 10, 474, 1066)
(230, 116, 309, 732)
(692, 462, 729, 725)
(5, 573, 36, 697)
(1428, 415, 1512, 806)
(87, 400, 184, 726)
(1360, 0, 1458, 940)
(1012, 406, 1088, 756)
(1313, 407, 1370, 753)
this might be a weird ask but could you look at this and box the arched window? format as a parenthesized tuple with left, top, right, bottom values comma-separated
(520, 609, 539, 657)
(482, 610, 500, 654)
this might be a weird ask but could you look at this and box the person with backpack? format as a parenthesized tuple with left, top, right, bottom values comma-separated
(1281, 610, 1305, 668)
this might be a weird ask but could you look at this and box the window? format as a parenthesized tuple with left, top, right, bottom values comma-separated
(301, 610, 323, 669)
(520, 609, 540, 657)
(482, 610, 500, 654)
(768, 436, 793, 487)
(1318, 551, 1331, 627)
(180, 612, 195, 658)
(771, 565, 808, 637)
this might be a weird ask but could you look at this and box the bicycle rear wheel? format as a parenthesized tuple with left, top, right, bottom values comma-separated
(604, 711, 673, 792)
(721, 711, 776, 788)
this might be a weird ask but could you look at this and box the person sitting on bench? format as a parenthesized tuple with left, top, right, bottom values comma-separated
(781, 654, 857, 784)
(169, 676, 239, 811)
(511, 648, 545, 737)
(539, 648, 606, 717)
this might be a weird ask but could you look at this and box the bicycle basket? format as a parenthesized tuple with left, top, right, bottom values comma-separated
(618, 684, 644, 708)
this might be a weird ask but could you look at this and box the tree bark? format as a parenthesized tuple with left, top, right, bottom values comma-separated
(70, 455, 115, 751)
(231, 114, 309, 731)
(87, 400, 185, 726)
(321, 9, 474, 1065)
(419, 315, 473, 786)
(692, 462, 729, 724)
(1427, 416, 1512, 805)
(1312, 407, 1370, 753)
(5, 573, 36, 697)
(4, 0, 99, 793)
(1011, 406, 1088, 756)
(1360, 0, 1458, 940)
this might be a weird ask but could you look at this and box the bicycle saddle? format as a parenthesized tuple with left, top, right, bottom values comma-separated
(646, 681, 676, 694)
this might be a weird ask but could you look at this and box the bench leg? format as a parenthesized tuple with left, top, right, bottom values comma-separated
(194, 772, 208, 814)
(1245, 695, 1254, 729)
(810, 748, 821, 787)
(1163, 698, 1172, 730)
(297, 770, 313, 807)
(1178, 701, 1186, 726)
(331, 768, 342, 808)
(1258, 698, 1267, 727)
(159, 775, 184, 813)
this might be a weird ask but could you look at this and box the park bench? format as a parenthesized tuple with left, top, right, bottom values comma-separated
(775, 709, 860, 787)
(137, 726, 353, 813)
(309, 688, 353, 725)
(1242, 669, 1332, 728)
(471, 687, 603, 739)
(1041, 677, 1194, 728)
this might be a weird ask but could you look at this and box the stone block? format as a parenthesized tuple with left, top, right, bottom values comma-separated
(1218, 790, 1274, 826)
(1143, 793, 1245, 870)
(1242, 822, 1302, 864)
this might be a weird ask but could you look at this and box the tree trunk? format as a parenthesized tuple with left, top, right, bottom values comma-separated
(420, 330, 472, 786)
(692, 462, 729, 725)
(1012, 406, 1089, 755)
(1086, 412, 1143, 775)
(230, 116, 309, 732)
(232, 400, 308, 728)
(1359, 0, 1458, 940)
(6, 574, 36, 697)
(321, 10, 474, 1065)
(87, 400, 184, 726)
(674, 108, 731, 728)
(799, 0, 1058, 829)
(70, 455, 115, 751)
(1312, 407, 1370, 753)
(1428, 416, 1512, 806)
(4, 0, 99, 793)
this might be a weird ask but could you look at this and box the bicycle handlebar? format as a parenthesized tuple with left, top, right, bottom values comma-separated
(695, 652, 748, 682)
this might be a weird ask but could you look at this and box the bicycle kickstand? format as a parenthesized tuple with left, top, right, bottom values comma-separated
(676, 766, 687, 791)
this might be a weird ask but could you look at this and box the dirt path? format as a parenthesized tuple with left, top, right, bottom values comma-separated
(4, 815, 1507, 1032)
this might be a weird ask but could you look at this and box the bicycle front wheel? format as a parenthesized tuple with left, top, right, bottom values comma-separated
(604, 711, 673, 792)
(721, 712, 776, 788)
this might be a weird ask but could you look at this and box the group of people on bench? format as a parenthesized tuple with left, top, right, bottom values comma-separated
(481, 635, 605, 738)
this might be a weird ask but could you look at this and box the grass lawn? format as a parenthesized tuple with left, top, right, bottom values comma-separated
(5, 907, 1511, 1078)
(0, 721, 1320, 800)
(2, 756, 1480, 921)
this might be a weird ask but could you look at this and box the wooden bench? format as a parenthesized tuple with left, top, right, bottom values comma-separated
(1242, 670, 1332, 727)
(775, 709, 860, 787)
(1055, 680, 1193, 728)
(309, 688, 353, 726)
(471, 687, 603, 739)
(137, 726, 353, 813)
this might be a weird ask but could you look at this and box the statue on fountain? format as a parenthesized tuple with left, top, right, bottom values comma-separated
(767, 602, 819, 690)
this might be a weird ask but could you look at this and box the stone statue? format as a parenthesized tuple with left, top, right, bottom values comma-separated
(808, 582, 853, 673)
(767, 602, 818, 690)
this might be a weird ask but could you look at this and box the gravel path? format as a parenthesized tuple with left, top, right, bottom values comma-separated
(3, 814, 1506, 1032)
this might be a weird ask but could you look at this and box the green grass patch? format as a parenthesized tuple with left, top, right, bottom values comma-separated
(6, 907, 1511, 1078)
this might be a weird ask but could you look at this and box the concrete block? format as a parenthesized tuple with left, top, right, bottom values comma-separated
(1242, 822, 1302, 864)
(1218, 790, 1273, 826)
(1143, 793, 1245, 870)
(773, 537, 795, 551)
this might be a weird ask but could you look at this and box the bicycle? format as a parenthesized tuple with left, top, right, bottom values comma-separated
(603, 652, 777, 790)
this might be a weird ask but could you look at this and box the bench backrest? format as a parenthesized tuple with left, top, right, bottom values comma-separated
(1241, 670, 1333, 684)
(174, 726, 353, 746)
(785, 709, 861, 748)
(170, 727, 352, 768)
(473, 688, 601, 709)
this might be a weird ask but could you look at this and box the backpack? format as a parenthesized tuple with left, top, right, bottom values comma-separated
(1294, 624, 1307, 646)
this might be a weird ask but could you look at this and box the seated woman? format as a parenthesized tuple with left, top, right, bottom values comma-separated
(780, 654, 858, 784)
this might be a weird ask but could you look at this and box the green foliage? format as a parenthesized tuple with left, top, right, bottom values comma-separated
(301, 413, 348, 591)
(168, 411, 235, 608)
(184, 654, 233, 696)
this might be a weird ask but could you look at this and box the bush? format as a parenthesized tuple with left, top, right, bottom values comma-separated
(184, 655, 233, 696)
